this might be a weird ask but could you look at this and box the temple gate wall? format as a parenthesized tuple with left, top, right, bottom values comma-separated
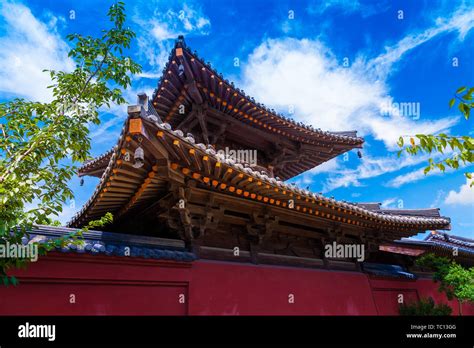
(1, 253, 472, 316)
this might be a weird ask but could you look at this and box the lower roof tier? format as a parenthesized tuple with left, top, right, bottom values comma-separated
(68, 105, 450, 248)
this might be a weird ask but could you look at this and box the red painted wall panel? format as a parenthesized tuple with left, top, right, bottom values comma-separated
(1, 253, 472, 316)
(369, 277, 474, 316)
(372, 289, 418, 315)
(0, 281, 188, 315)
(188, 260, 377, 315)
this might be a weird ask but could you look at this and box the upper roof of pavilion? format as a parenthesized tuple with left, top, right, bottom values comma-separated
(81, 37, 364, 180)
(80, 36, 364, 180)
(153, 37, 363, 137)
(153, 36, 364, 179)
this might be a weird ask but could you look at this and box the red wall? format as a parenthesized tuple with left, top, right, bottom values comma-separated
(1, 253, 472, 316)
(189, 261, 375, 315)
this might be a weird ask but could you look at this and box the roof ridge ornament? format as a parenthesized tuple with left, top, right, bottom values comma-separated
(176, 35, 186, 47)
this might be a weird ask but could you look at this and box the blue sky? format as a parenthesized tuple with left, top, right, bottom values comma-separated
(0, 0, 473, 239)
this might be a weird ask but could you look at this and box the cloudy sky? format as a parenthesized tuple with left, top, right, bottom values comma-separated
(0, 0, 473, 239)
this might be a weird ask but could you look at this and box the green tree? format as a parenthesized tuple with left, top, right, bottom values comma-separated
(399, 297, 452, 316)
(416, 253, 474, 315)
(398, 87, 474, 183)
(0, 2, 141, 284)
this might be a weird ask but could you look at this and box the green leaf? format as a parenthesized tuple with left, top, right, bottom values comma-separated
(397, 136, 404, 147)
(461, 103, 471, 120)
(9, 276, 18, 286)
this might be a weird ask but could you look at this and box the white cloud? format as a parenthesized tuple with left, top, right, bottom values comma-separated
(237, 6, 474, 191)
(381, 198, 396, 208)
(366, 6, 474, 78)
(150, 23, 176, 41)
(368, 115, 457, 150)
(133, 2, 211, 69)
(322, 152, 434, 192)
(307, 0, 386, 17)
(308, 158, 339, 175)
(89, 84, 156, 144)
(387, 157, 470, 188)
(241, 36, 460, 150)
(387, 167, 428, 188)
(0, 1, 73, 101)
(445, 179, 474, 205)
(241, 7, 474, 150)
(136, 72, 163, 79)
(323, 171, 364, 191)
(289, 158, 339, 187)
(147, 4, 210, 41)
(430, 189, 446, 208)
(307, 0, 361, 15)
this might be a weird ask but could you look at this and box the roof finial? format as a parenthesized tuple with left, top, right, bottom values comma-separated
(177, 35, 186, 47)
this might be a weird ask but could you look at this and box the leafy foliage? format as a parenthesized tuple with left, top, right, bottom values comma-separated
(450, 86, 474, 120)
(398, 86, 474, 184)
(416, 253, 474, 305)
(0, 2, 140, 282)
(399, 297, 452, 316)
(1, 213, 113, 286)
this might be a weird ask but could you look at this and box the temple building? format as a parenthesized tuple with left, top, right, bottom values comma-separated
(70, 36, 451, 269)
(2, 37, 471, 316)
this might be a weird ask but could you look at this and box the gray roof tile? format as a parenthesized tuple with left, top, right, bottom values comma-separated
(26, 225, 196, 262)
